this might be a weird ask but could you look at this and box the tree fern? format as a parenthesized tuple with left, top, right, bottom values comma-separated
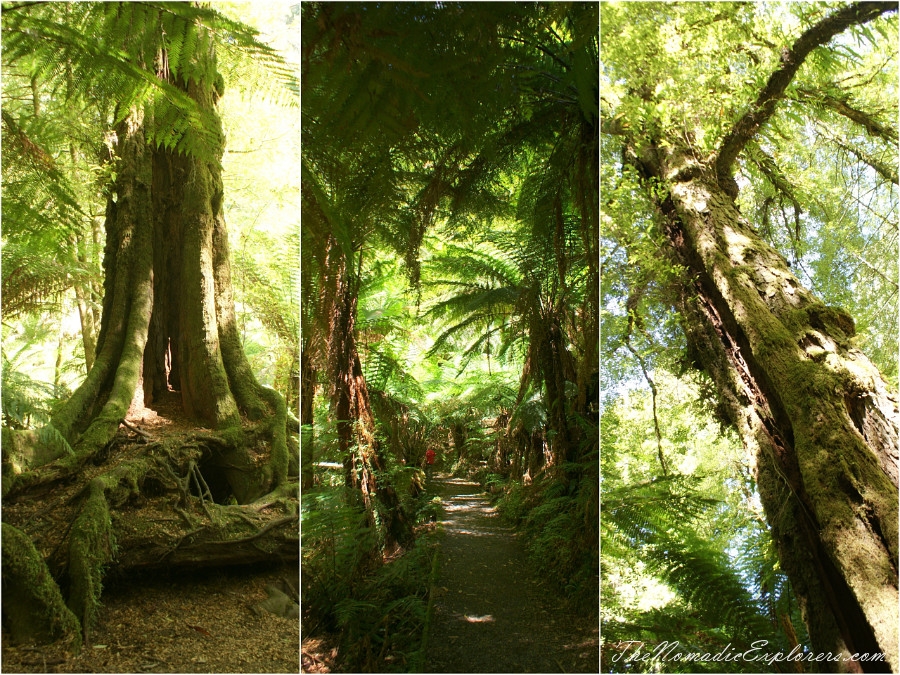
(3, 2, 292, 161)
(603, 476, 796, 670)
(0, 107, 85, 236)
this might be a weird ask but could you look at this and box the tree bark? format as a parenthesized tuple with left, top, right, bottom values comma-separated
(1, 19, 296, 647)
(323, 237, 413, 550)
(6, 42, 288, 500)
(299, 343, 317, 490)
(1, 523, 81, 649)
(605, 3, 897, 667)
(72, 235, 98, 373)
(637, 145, 898, 670)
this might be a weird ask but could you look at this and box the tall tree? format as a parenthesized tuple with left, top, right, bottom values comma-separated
(602, 3, 898, 670)
(4, 0, 291, 497)
(2, 2, 297, 645)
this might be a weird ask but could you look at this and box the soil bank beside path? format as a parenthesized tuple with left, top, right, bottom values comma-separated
(426, 476, 598, 673)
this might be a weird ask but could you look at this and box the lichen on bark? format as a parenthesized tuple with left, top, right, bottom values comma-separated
(662, 167, 898, 670)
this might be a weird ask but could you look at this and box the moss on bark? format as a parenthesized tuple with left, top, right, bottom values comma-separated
(1, 523, 82, 649)
(652, 160, 899, 669)
(67, 480, 116, 638)
(1, 26, 297, 651)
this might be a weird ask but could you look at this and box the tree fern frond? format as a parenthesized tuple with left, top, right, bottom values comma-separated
(3, 2, 292, 162)
(603, 477, 786, 652)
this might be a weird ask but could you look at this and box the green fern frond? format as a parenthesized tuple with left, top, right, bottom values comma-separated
(603, 476, 787, 653)
(1, 354, 66, 431)
(3, 2, 292, 161)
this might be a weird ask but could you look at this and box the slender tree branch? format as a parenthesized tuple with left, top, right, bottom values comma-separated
(499, 34, 570, 72)
(1, 1, 52, 12)
(624, 338, 667, 477)
(829, 133, 899, 185)
(799, 88, 899, 145)
(121, 419, 154, 440)
(715, 2, 896, 181)
(746, 140, 803, 240)
(847, 249, 900, 292)
(622, 287, 668, 476)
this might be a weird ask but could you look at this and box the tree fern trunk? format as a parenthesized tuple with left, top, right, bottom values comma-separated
(325, 239, 412, 550)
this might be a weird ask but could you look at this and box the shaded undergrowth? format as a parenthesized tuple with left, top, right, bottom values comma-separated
(481, 455, 599, 615)
(301, 485, 440, 672)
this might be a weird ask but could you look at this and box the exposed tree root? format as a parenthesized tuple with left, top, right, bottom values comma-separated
(1, 523, 81, 649)
(1, 423, 298, 648)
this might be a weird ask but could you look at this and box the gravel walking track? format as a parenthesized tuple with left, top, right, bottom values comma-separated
(426, 476, 598, 673)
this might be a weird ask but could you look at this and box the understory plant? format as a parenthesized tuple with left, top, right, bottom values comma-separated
(301, 485, 439, 673)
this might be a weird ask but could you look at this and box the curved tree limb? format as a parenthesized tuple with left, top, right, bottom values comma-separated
(715, 2, 897, 181)
(599, 111, 629, 136)
(624, 338, 668, 477)
(798, 88, 899, 145)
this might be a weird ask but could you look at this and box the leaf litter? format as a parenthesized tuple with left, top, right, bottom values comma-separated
(2, 563, 299, 673)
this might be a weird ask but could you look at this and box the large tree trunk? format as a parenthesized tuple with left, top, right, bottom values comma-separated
(635, 145, 898, 670)
(2, 27, 296, 648)
(8, 50, 288, 499)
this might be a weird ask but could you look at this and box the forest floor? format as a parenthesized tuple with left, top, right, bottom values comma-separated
(426, 475, 598, 673)
(2, 391, 299, 674)
(1, 562, 300, 673)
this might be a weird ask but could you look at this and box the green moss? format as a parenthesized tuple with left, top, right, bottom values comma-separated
(98, 457, 153, 506)
(805, 345, 827, 361)
(260, 385, 289, 487)
(809, 304, 856, 340)
(49, 352, 116, 444)
(2, 523, 82, 649)
(70, 414, 122, 461)
(780, 307, 811, 337)
(67, 479, 116, 637)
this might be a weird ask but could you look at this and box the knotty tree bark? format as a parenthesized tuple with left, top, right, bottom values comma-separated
(2, 25, 297, 648)
(610, 3, 898, 670)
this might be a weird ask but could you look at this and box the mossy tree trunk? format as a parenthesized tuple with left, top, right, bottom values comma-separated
(7, 45, 288, 501)
(2, 30, 296, 648)
(608, 5, 898, 668)
(630, 141, 898, 671)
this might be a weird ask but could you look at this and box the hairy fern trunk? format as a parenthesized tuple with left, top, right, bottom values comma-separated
(324, 238, 413, 550)
(633, 143, 898, 671)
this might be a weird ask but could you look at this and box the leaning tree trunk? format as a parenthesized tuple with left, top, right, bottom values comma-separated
(323, 237, 413, 550)
(2, 34, 297, 647)
(632, 144, 898, 671)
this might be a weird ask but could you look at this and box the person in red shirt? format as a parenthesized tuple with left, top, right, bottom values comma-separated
(425, 448, 436, 481)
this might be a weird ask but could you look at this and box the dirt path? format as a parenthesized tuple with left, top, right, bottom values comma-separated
(426, 477, 598, 673)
